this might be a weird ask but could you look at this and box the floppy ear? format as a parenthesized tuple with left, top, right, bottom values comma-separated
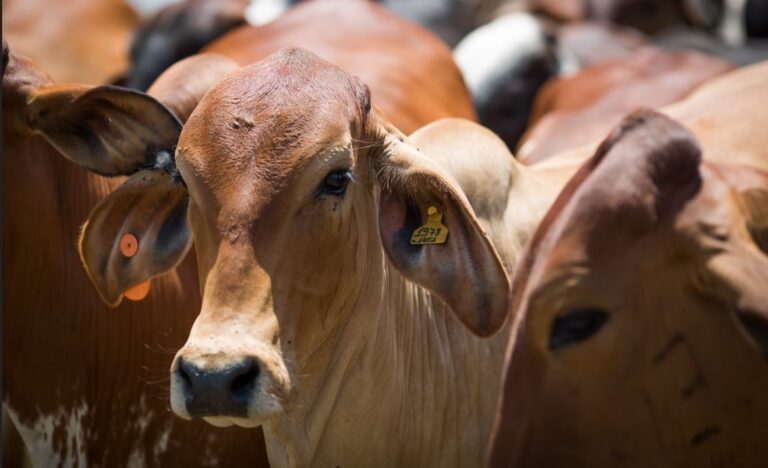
(79, 168, 192, 306)
(27, 85, 182, 175)
(376, 134, 510, 337)
(74, 58, 236, 306)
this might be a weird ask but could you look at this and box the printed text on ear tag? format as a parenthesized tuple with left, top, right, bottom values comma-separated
(410, 206, 449, 245)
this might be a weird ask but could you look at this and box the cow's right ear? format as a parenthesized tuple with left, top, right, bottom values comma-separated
(375, 133, 511, 337)
(27, 85, 182, 176)
(79, 168, 192, 307)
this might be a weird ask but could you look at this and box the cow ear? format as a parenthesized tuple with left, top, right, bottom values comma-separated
(79, 168, 192, 306)
(27, 85, 182, 176)
(376, 135, 510, 337)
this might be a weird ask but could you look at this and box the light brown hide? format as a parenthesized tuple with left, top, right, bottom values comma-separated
(488, 110, 768, 467)
(518, 46, 733, 164)
(533, 60, 768, 173)
(203, 0, 477, 134)
(2, 0, 138, 83)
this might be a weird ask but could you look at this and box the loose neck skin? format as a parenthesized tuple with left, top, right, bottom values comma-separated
(263, 251, 510, 467)
(261, 153, 567, 467)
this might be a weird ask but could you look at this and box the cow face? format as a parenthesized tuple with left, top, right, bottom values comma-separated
(77, 48, 509, 428)
(488, 110, 768, 467)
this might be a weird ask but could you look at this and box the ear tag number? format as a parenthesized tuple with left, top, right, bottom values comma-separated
(410, 206, 449, 245)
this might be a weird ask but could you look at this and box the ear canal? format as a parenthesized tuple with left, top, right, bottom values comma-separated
(377, 136, 511, 337)
(27, 85, 182, 176)
(79, 168, 192, 306)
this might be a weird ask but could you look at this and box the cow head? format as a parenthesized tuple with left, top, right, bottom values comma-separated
(77, 48, 509, 427)
(488, 109, 768, 466)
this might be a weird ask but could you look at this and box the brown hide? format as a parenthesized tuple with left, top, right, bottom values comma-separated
(2, 49, 270, 466)
(518, 46, 733, 164)
(2, 0, 138, 83)
(488, 110, 768, 467)
(203, 0, 477, 134)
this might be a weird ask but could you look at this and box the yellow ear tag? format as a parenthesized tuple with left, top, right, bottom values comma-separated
(410, 206, 449, 245)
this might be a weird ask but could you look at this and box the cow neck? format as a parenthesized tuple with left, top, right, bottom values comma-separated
(261, 154, 565, 466)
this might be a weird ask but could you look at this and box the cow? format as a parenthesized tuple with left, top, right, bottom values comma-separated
(2, 41, 271, 466)
(73, 41, 589, 464)
(530, 0, 724, 34)
(200, 0, 476, 134)
(531, 60, 768, 173)
(516, 46, 733, 164)
(123, 0, 252, 90)
(453, 12, 559, 150)
(2, 0, 139, 83)
(487, 108, 768, 467)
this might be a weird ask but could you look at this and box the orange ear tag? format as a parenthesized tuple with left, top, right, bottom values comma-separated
(119, 233, 150, 301)
(410, 206, 449, 245)
(120, 233, 139, 257)
(124, 280, 151, 301)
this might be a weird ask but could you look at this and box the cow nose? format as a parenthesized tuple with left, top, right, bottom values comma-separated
(176, 357, 260, 417)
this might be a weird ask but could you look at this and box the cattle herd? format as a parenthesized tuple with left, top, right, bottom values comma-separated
(3, 0, 768, 466)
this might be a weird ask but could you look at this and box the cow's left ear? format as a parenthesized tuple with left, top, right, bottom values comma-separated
(376, 134, 510, 337)
(79, 168, 192, 307)
(27, 85, 182, 176)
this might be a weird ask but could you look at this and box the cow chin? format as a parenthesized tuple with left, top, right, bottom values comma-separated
(168, 346, 291, 425)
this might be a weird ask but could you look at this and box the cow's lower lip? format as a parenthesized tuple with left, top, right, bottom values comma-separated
(202, 416, 264, 428)
(203, 416, 235, 427)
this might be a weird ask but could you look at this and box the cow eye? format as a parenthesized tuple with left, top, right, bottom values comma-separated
(549, 308, 608, 351)
(320, 170, 351, 196)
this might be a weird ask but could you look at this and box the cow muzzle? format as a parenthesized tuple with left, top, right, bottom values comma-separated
(170, 350, 287, 427)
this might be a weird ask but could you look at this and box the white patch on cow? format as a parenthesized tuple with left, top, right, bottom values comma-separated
(245, 0, 291, 26)
(5, 402, 89, 467)
(454, 13, 547, 104)
(127, 396, 156, 467)
(153, 425, 172, 463)
(718, 0, 747, 45)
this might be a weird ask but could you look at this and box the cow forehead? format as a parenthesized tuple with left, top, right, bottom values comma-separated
(177, 48, 368, 213)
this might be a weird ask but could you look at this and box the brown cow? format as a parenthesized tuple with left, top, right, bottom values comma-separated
(2, 43, 270, 466)
(74, 44, 575, 464)
(201, 0, 477, 134)
(517, 46, 734, 164)
(488, 109, 768, 467)
(532, 60, 768, 173)
(2, 0, 139, 83)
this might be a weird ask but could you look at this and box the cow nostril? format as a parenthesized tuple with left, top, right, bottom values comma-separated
(231, 360, 259, 401)
(177, 358, 194, 392)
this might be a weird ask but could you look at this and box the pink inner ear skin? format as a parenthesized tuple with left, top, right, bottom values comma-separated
(124, 280, 151, 301)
